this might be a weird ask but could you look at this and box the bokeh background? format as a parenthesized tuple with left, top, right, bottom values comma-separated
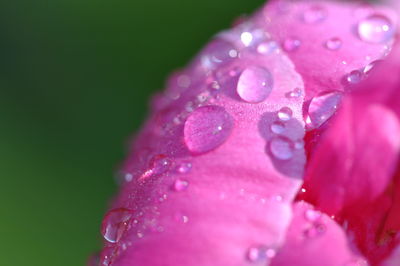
(0, 0, 266, 265)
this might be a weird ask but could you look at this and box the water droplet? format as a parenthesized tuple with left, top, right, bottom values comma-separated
(294, 140, 304, 150)
(302, 5, 327, 24)
(101, 208, 133, 243)
(269, 136, 294, 160)
(306, 91, 342, 130)
(173, 179, 189, 192)
(124, 173, 133, 182)
(270, 121, 286, 134)
(305, 209, 322, 222)
(241, 32, 254, 47)
(184, 105, 234, 154)
(346, 70, 363, 84)
(257, 41, 279, 55)
(357, 14, 394, 43)
(237, 66, 273, 103)
(286, 88, 302, 99)
(363, 60, 382, 75)
(176, 162, 192, 174)
(247, 245, 277, 263)
(277, 107, 293, 121)
(141, 154, 172, 179)
(283, 38, 301, 52)
(304, 223, 326, 238)
(325, 37, 342, 50)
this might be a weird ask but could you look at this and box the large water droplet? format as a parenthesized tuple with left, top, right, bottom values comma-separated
(237, 66, 273, 103)
(247, 245, 277, 263)
(302, 5, 327, 24)
(363, 60, 382, 75)
(269, 136, 294, 160)
(101, 208, 133, 243)
(306, 91, 342, 130)
(325, 37, 342, 50)
(357, 14, 394, 43)
(283, 38, 301, 52)
(277, 107, 293, 121)
(184, 106, 234, 154)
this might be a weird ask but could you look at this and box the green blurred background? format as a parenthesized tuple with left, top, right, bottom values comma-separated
(0, 0, 264, 265)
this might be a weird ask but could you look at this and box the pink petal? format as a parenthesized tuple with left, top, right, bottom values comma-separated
(270, 201, 367, 266)
(98, 4, 309, 265)
(264, 0, 397, 101)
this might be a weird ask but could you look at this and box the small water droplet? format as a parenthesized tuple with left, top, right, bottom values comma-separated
(176, 162, 192, 174)
(141, 154, 172, 179)
(247, 245, 277, 263)
(173, 179, 189, 192)
(270, 121, 286, 134)
(124, 173, 133, 182)
(257, 41, 279, 55)
(306, 91, 342, 130)
(357, 14, 394, 43)
(277, 107, 293, 121)
(302, 5, 327, 24)
(269, 136, 294, 160)
(283, 38, 301, 52)
(363, 60, 382, 75)
(241, 32, 254, 47)
(346, 70, 363, 85)
(294, 140, 304, 150)
(305, 209, 322, 222)
(101, 208, 133, 243)
(304, 223, 327, 238)
(286, 88, 302, 99)
(325, 37, 342, 50)
(184, 106, 234, 154)
(237, 66, 274, 103)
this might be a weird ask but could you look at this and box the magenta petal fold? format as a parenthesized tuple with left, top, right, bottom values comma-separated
(270, 202, 367, 266)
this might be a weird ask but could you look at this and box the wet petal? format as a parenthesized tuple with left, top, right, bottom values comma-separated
(270, 202, 367, 266)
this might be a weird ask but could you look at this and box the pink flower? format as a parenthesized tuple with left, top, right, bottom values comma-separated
(93, 1, 400, 265)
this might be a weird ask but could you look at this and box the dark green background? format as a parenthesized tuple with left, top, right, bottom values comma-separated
(0, 0, 266, 265)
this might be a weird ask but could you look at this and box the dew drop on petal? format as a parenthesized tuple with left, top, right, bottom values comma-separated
(304, 209, 322, 222)
(306, 91, 342, 130)
(302, 5, 327, 24)
(304, 223, 327, 238)
(269, 136, 294, 160)
(184, 105, 234, 154)
(283, 38, 301, 52)
(241, 32, 254, 47)
(345, 70, 363, 85)
(176, 162, 192, 174)
(101, 208, 133, 243)
(173, 179, 189, 192)
(237, 66, 273, 103)
(257, 41, 279, 55)
(270, 121, 286, 134)
(285, 88, 302, 99)
(141, 154, 172, 179)
(325, 37, 342, 50)
(247, 245, 277, 263)
(357, 14, 394, 43)
(363, 60, 382, 75)
(277, 107, 293, 121)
